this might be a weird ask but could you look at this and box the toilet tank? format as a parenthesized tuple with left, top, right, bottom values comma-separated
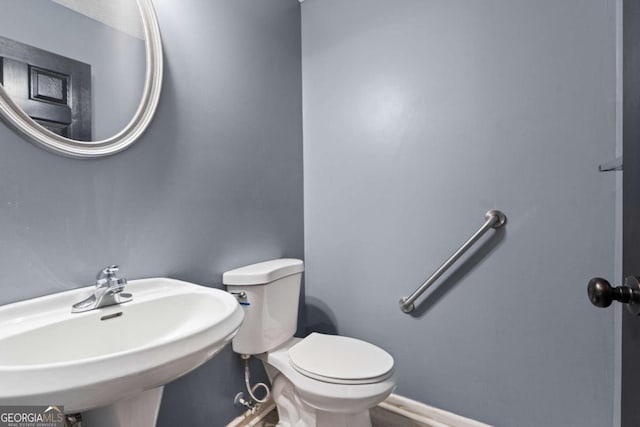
(223, 258, 304, 355)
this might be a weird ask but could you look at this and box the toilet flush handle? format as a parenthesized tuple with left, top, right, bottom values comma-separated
(229, 290, 250, 306)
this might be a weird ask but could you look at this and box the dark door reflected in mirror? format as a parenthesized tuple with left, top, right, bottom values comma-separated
(0, 0, 146, 142)
(0, 36, 92, 140)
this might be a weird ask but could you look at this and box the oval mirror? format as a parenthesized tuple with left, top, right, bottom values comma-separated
(0, 0, 162, 158)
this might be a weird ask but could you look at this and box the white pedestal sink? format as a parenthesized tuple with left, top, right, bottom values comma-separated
(0, 278, 244, 426)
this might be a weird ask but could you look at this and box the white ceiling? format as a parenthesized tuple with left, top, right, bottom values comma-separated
(51, 0, 144, 40)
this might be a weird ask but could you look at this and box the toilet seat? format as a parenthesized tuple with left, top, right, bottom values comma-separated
(288, 333, 394, 385)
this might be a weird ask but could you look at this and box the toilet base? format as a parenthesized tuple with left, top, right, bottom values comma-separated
(255, 337, 395, 427)
(271, 372, 372, 427)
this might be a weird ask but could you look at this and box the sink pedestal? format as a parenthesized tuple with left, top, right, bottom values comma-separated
(82, 387, 164, 427)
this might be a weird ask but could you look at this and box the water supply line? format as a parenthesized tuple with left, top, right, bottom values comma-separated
(242, 354, 270, 404)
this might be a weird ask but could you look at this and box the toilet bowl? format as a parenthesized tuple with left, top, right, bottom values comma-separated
(223, 259, 396, 427)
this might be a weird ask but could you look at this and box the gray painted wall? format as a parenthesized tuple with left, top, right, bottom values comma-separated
(301, 1, 617, 426)
(0, 0, 303, 425)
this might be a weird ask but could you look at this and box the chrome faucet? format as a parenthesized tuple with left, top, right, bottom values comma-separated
(71, 265, 132, 313)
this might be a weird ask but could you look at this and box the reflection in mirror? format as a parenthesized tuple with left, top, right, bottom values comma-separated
(0, 0, 162, 158)
(0, 0, 146, 142)
(0, 36, 93, 140)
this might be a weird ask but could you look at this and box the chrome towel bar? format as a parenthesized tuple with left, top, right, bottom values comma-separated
(399, 210, 507, 313)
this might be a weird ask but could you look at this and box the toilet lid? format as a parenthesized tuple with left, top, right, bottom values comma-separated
(288, 333, 394, 384)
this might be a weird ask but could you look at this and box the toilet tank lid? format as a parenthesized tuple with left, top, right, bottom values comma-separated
(223, 258, 304, 285)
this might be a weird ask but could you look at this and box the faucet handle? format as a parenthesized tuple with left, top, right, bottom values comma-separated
(97, 265, 119, 281)
(108, 277, 128, 294)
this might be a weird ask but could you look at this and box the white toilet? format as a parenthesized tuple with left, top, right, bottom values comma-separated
(223, 258, 396, 427)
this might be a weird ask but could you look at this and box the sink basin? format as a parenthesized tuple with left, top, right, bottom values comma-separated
(0, 278, 244, 416)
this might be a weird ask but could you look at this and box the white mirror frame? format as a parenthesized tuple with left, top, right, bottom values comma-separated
(0, 0, 163, 158)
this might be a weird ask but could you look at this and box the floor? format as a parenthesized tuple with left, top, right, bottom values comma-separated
(253, 407, 436, 427)
(370, 406, 438, 427)
(259, 410, 278, 427)
(68, 404, 439, 427)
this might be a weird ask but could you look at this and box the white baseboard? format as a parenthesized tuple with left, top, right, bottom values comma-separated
(226, 399, 276, 427)
(226, 393, 491, 427)
(377, 394, 493, 427)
